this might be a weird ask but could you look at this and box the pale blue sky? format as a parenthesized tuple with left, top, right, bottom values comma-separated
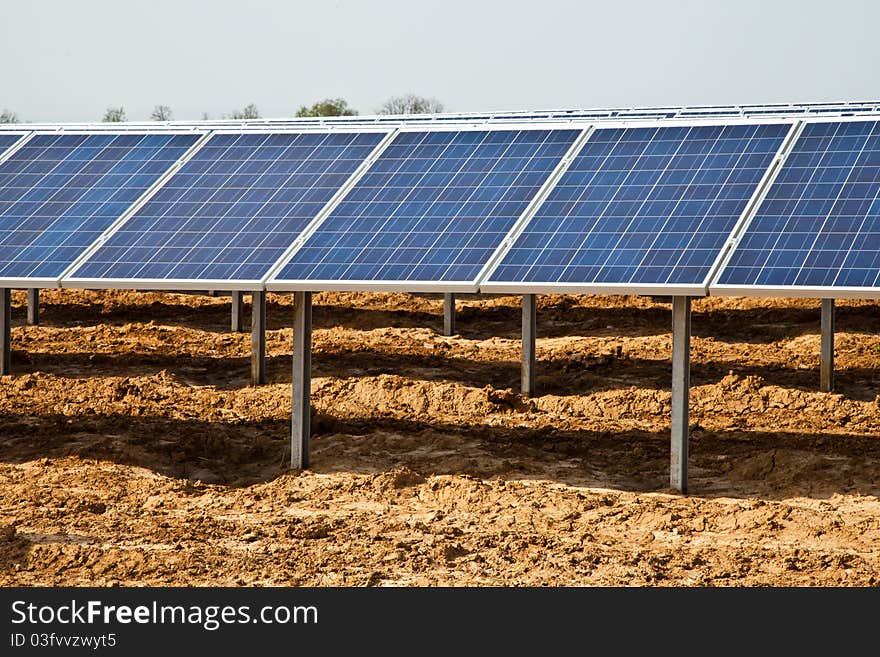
(1, 0, 878, 122)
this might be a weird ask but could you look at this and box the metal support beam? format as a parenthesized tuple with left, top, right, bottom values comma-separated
(670, 296, 691, 494)
(231, 290, 244, 333)
(291, 291, 312, 469)
(820, 298, 835, 392)
(27, 289, 39, 326)
(0, 289, 10, 375)
(251, 291, 266, 385)
(521, 294, 536, 397)
(443, 293, 456, 336)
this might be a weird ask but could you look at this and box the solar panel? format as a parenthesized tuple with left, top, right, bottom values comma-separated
(0, 132, 201, 285)
(0, 134, 26, 158)
(67, 131, 387, 288)
(713, 119, 880, 296)
(266, 127, 584, 291)
(482, 121, 793, 294)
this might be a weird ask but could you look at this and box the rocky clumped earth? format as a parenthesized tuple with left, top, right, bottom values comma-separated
(1, 289, 879, 585)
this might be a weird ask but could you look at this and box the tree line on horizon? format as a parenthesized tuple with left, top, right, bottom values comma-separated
(0, 94, 446, 124)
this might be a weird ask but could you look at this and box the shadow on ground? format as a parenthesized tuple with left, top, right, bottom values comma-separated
(10, 348, 880, 400)
(13, 295, 880, 343)
(2, 409, 878, 501)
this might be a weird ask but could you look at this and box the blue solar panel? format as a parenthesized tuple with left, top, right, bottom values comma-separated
(70, 132, 385, 283)
(0, 134, 24, 157)
(270, 128, 582, 286)
(485, 122, 791, 289)
(0, 132, 199, 281)
(716, 120, 880, 290)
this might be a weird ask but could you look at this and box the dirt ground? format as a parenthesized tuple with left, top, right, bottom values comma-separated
(1, 288, 879, 586)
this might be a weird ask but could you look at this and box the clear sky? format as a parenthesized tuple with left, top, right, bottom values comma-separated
(2, 0, 878, 122)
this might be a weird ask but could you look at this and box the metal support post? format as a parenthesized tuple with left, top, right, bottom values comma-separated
(231, 290, 244, 333)
(27, 289, 39, 326)
(251, 291, 266, 385)
(670, 296, 691, 494)
(521, 294, 536, 397)
(443, 293, 456, 336)
(820, 298, 834, 392)
(0, 289, 10, 375)
(291, 291, 312, 469)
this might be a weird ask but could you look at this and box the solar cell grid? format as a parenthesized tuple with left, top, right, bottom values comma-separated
(269, 127, 583, 289)
(715, 120, 880, 292)
(69, 131, 387, 284)
(0, 132, 200, 283)
(484, 122, 792, 292)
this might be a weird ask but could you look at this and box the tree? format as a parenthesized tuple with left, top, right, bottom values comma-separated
(295, 98, 357, 117)
(0, 109, 19, 124)
(102, 106, 126, 122)
(150, 105, 173, 121)
(228, 103, 260, 120)
(378, 94, 445, 115)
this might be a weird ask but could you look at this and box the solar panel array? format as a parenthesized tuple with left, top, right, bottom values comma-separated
(0, 132, 200, 284)
(270, 128, 582, 288)
(3, 100, 880, 132)
(2, 109, 880, 299)
(713, 120, 880, 294)
(484, 123, 791, 292)
(69, 131, 386, 286)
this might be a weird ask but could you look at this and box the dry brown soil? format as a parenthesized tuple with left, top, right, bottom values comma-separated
(1, 289, 879, 586)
